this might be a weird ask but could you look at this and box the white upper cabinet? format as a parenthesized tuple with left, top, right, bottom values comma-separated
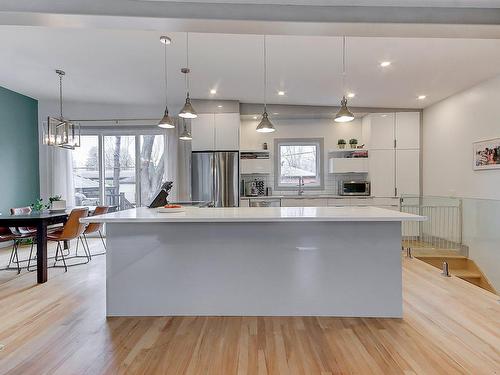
(191, 113, 240, 151)
(396, 149, 420, 196)
(395, 112, 420, 149)
(364, 113, 395, 149)
(191, 113, 215, 151)
(214, 113, 240, 151)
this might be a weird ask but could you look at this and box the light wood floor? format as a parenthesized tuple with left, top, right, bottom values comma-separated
(0, 240, 499, 375)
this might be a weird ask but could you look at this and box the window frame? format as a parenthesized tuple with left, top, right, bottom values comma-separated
(274, 137, 324, 191)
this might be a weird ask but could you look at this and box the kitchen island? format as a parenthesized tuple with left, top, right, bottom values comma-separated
(81, 206, 425, 318)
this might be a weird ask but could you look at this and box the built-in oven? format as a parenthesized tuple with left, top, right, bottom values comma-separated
(338, 181, 371, 196)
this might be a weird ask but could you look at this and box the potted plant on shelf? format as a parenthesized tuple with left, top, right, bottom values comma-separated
(337, 139, 346, 149)
(49, 195, 66, 212)
(349, 138, 358, 149)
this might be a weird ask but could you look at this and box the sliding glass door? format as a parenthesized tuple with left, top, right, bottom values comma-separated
(103, 135, 136, 210)
(139, 134, 166, 206)
(72, 131, 167, 211)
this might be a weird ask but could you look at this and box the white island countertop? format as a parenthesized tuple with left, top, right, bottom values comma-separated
(81, 206, 425, 223)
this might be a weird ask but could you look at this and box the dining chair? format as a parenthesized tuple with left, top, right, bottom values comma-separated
(0, 227, 20, 273)
(81, 206, 109, 258)
(9, 206, 37, 273)
(47, 208, 89, 272)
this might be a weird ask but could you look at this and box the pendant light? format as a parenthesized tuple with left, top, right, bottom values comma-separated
(256, 35, 276, 133)
(43, 70, 80, 149)
(158, 36, 175, 129)
(334, 36, 354, 123)
(179, 33, 197, 119)
(179, 119, 192, 141)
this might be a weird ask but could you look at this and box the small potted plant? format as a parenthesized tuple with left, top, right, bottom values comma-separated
(49, 195, 66, 212)
(349, 138, 358, 149)
(337, 139, 346, 149)
(31, 198, 49, 212)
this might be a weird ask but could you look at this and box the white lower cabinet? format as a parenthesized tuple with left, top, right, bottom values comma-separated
(281, 198, 328, 207)
(240, 199, 250, 207)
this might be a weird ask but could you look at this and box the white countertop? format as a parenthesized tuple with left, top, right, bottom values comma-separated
(81, 206, 425, 223)
(240, 195, 382, 199)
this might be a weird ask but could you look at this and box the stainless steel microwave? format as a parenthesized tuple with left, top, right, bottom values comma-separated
(338, 181, 371, 196)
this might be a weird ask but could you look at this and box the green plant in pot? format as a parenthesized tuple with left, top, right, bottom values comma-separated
(349, 138, 358, 149)
(49, 195, 66, 211)
(31, 198, 49, 212)
(337, 139, 346, 149)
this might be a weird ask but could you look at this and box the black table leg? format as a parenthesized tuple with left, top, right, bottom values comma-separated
(36, 221, 48, 283)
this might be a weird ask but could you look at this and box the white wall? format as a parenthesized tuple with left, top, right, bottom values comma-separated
(240, 117, 363, 194)
(423, 74, 500, 291)
(423, 75, 500, 201)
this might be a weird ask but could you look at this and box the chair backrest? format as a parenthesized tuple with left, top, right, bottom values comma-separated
(0, 226, 13, 241)
(59, 208, 89, 241)
(84, 206, 109, 234)
(10, 206, 33, 235)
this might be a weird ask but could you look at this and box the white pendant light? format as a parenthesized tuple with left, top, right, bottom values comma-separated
(43, 70, 81, 149)
(179, 33, 197, 119)
(179, 119, 192, 141)
(334, 36, 354, 123)
(256, 35, 276, 133)
(158, 36, 175, 129)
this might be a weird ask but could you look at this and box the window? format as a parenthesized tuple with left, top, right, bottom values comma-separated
(274, 138, 324, 190)
(72, 135, 101, 206)
(71, 131, 167, 211)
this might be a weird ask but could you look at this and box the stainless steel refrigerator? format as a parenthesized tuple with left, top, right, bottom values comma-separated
(191, 151, 239, 207)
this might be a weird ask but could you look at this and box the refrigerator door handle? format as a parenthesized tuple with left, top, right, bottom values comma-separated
(212, 153, 218, 207)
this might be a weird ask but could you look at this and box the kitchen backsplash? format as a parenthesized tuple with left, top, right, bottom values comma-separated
(241, 172, 368, 196)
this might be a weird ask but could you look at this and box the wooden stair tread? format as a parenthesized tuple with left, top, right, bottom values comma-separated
(451, 269, 482, 279)
(416, 254, 466, 259)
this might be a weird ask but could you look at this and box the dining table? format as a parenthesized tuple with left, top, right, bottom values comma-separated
(0, 211, 70, 283)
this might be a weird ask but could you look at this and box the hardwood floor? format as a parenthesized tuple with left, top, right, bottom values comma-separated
(0, 240, 499, 375)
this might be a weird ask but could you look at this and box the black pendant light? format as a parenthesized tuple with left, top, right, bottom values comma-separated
(334, 36, 354, 123)
(158, 36, 175, 128)
(179, 33, 197, 119)
(256, 35, 276, 133)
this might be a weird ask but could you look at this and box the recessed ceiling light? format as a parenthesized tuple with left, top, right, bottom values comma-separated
(278, 91, 285, 96)
(380, 61, 391, 67)
(347, 93, 355, 98)
(417, 95, 427, 100)
(273, 112, 279, 115)
(381, 114, 388, 117)
(253, 116, 258, 120)
(217, 105, 223, 108)
(210, 89, 217, 95)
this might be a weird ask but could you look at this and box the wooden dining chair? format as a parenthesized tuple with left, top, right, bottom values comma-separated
(47, 208, 89, 272)
(81, 206, 109, 258)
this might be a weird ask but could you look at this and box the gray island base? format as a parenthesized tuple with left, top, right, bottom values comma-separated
(81, 206, 425, 318)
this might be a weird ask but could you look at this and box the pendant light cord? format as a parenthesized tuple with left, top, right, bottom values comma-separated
(59, 73, 63, 119)
(186, 32, 190, 95)
(342, 36, 347, 96)
(263, 35, 267, 113)
(164, 38, 168, 109)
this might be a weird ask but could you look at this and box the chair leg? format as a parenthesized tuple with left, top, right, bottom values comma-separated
(83, 234, 92, 260)
(58, 242, 68, 272)
(27, 241, 35, 272)
(78, 237, 90, 263)
(13, 241, 21, 274)
(8, 240, 16, 268)
(99, 230, 106, 250)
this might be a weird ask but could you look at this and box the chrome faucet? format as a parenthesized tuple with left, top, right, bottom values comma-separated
(298, 176, 305, 196)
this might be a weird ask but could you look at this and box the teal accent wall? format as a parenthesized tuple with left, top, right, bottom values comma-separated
(0, 86, 39, 215)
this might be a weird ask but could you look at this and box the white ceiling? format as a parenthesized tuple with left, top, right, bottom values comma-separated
(1, 26, 500, 110)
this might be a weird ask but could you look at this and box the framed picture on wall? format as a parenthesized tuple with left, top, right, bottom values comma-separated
(473, 138, 500, 170)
